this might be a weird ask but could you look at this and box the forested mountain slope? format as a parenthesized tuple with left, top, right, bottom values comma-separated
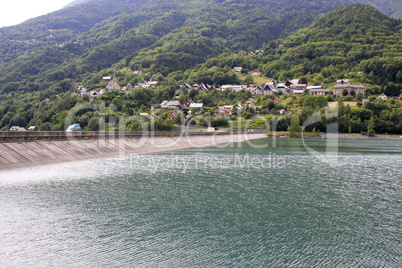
(0, 0, 351, 94)
(186, 4, 401, 87)
(260, 4, 402, 85)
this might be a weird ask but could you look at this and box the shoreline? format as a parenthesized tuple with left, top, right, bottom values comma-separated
(321, 133, 402, 140)
(267, 132, 402, 140)
(0, 132, 267, 172)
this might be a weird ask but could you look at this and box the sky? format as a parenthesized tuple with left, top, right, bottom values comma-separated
(1, 0, 73, 28)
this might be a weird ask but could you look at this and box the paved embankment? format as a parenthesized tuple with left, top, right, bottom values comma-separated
(0, 132, 267, 171)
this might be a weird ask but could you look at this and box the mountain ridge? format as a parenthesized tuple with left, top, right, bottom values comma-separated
(64, 0, 95, 8)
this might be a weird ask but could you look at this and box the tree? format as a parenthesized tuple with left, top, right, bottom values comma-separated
(342, 89, 348, 96)
(288, 116, 302, 137)
(191, 108, 199, 115)
(312, 127, 319, 136)
(384, 82, 400, 96)
(356, 92, 363, 101)
(265, 100, 275, 110)
(314, 96, 328, 108)
(299, 76, 308, 85)
(367, 116, 375, 136)
(9, 114, 27, 127)
(243, 75, 254, 85)
(396, 70, 402, 83)
(87, 117, 99, 131)
(315, 73, 325, 85)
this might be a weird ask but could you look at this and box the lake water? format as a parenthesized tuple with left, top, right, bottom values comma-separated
(0, 138, 401, 267)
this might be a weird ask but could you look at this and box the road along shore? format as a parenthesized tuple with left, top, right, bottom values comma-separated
(0, 132, 267, 171)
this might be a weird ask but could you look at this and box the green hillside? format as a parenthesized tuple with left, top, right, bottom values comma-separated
(0, 0, 350, 94)
(0, 2, 401, 134)
(261, 4, 402, 85)
(187, 4, 401, 87)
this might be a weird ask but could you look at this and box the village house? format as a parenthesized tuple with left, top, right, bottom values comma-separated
(183, 99, 195, 107)
(310, 88, 330, 96)
(28, 126, 36, 131)
(183, 83, 192, 90)
(395, 93, 402, 101)
(234, 67, 243, 72)
(273, 97, 281, 104)
(336, 79, 349, 84)
(148, 81, 158, 87)
(263, 85, 276, 95)
(78, 85, 87, 92)
(106, 73, 121, 91)
(290, 84, 307, 91)
(251, 85, 264, 96)
(138, 82, 148, 88)
(198, 83, 213, 91)
(276, 83, 289, 94)
(160, 100, 183, 110)
(215, 106, 230, 116)
(221, 85, 247, 92)
(332, 83, 365, 96)
(251, 70, 261, 76)
(307, 85, 322, 90)
(137, 80, 158, 89)
(198, 84, 208, 91)
(77, 86, 88, 97)
(133, 70, 143, 75)
(189, 103, 204, 111)
(264, 82, 275, 90)
(102, 76, 112, 82)
(362, 98, 370, 105)
(247, 102, 258, 110)
(223, 105, 236, 114)
(140, 113, 159, 120)
(246, 98, 255, 104)
(285, 79, 300, 88)
(122, 84, 133, 92)
(215, 104, 242, 115)
(376, 93, 388, 101)
(167, 112, 177, 121)
(292, 90, 304, 97)
(262, 83, 277, 95)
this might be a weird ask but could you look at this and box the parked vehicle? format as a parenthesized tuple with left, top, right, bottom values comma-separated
(66, 124, 82, 132)
(9, 126, 25, 131)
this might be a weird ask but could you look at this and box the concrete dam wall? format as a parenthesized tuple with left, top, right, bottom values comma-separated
(0, 132, 267, 171)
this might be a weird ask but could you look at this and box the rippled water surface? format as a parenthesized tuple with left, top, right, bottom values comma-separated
(0, 138, 401, 266)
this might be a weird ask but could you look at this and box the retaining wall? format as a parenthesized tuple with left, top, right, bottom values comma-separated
(0, 131, 257, 142)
